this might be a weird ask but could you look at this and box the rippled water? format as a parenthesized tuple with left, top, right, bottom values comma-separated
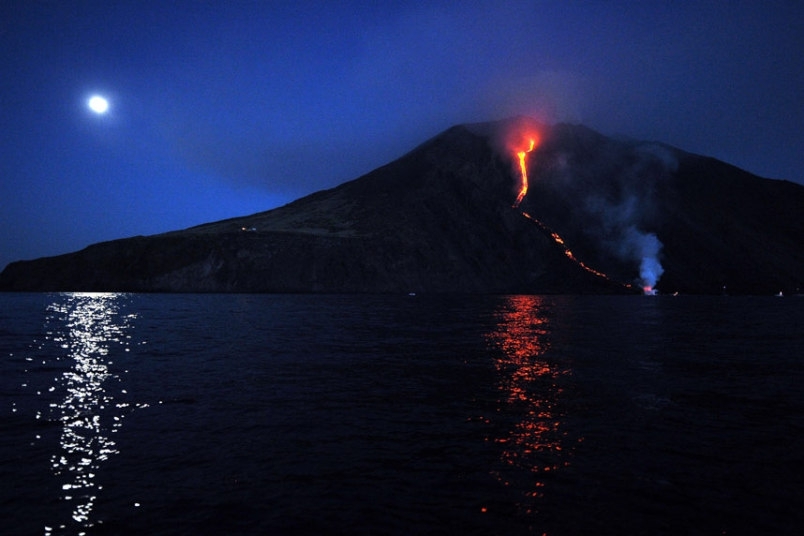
(1, 293, 802, 535)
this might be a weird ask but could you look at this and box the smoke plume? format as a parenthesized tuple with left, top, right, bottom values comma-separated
(619, 226, 664, 290)
(591, 143, 676, 290)
(535, 133, 677, 291)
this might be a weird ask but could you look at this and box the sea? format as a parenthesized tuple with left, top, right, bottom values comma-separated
(1, 292, 802, 535)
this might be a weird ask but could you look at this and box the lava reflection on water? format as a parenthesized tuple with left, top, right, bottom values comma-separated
(484, 296, 574, 506)
(43, 293, 136, 534)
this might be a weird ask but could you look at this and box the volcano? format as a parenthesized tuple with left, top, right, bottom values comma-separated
(1, 117, 802, 294)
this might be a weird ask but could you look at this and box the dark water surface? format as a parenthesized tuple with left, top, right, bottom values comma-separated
(1, 293, 802, 535)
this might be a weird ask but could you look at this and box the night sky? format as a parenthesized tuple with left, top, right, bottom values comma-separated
(2, 1, 802, 270)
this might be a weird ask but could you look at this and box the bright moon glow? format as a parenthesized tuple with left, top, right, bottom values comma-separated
(88, 95, 109, 114)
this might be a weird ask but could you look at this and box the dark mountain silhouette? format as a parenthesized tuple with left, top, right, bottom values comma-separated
(1, 117, 802, 294)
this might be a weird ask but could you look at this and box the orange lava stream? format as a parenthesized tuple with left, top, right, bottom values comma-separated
(520, 212, 611, 280)
(513, 138, 536, 208)
(509, 132, 632, 290)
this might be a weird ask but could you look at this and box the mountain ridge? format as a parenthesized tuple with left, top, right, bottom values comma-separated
(2, 118, 802, 294)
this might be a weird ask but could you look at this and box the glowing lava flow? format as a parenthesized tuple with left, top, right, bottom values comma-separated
(509, 134, 634, 290)
(513, 138, 536, 208)
(521, 211, 613, 281)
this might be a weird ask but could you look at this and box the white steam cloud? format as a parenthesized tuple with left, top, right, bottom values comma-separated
(550, 141, 677, 291)
(618, 226, 664, 290)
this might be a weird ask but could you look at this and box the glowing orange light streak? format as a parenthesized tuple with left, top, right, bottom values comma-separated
(513, 138, 536, 208)
(507, 130, 635, 291)
(521, 211, 617, 282)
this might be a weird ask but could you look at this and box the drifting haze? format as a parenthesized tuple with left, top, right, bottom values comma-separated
(1, 1, 803, 269)
(518, 124, 678, 290)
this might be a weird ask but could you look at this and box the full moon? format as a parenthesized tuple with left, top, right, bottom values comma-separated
(88, 95, 109, 114)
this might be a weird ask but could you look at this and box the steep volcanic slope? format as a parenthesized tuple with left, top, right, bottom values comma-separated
(518, 122, 804, 294)
(1, 117, 802, 294)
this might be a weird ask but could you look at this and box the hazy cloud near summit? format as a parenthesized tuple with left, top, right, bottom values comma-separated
(161, 2, 599, 196)
(475, 71, 588, 126)
(167, 67, 591, 198)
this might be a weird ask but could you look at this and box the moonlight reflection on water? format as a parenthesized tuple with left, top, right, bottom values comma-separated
(42, 293, 141, 535)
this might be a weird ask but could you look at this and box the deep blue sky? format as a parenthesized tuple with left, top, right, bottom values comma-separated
(2, 1, 802, 269)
